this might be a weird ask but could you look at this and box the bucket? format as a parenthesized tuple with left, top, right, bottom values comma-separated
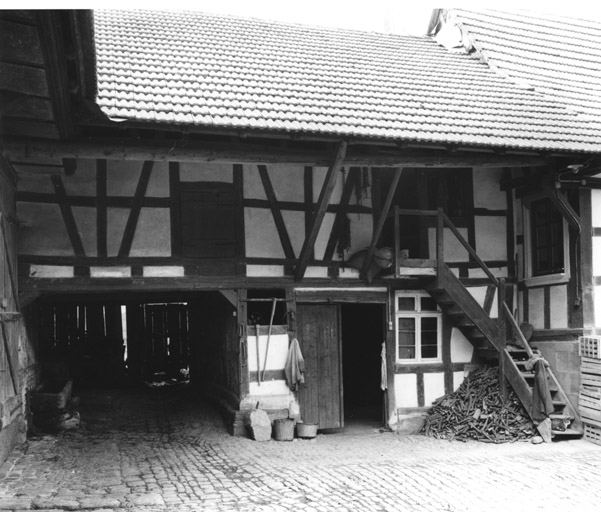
(296, 422, 318, 439)
(273, 418, 295, 441)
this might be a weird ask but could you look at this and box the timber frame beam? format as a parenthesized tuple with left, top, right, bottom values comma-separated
(295, 141, 347, 281)
(2, 138, 561, 168)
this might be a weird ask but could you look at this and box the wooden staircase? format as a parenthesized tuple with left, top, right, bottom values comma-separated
(424, 262, 582, 438)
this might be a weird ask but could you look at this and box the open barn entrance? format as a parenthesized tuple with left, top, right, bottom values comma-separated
(341, 303, 386, 430)
(36, 291, 237, 393)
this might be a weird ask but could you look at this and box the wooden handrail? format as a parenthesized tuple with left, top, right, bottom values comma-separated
(502, 302, 534, 358)
(439, 210, 499, 287)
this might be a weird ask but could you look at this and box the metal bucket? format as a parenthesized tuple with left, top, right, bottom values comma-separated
(273, 418, 295, 441)
(296, 422, 318, 439)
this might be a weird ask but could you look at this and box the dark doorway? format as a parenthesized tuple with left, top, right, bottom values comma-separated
(341, 303, 386, 429)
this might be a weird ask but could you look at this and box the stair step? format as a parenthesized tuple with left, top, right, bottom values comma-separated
(552, 427, 583, 436)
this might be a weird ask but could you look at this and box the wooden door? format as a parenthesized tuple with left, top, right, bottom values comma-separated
(296, 304, 343, 429)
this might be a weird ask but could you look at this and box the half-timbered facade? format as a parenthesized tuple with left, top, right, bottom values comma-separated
(2, 8, 601, 459)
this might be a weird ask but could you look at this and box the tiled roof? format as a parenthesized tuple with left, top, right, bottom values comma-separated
(93, 9, 601, 153)
(451, 9, 601, 119)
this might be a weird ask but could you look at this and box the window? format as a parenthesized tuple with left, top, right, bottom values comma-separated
(530, 198, 564, 276)
(395, 291, 441, 363)
(523, 196, 569, 286)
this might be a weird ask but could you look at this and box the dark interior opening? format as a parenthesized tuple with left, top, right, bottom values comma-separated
(341, 303, 386, 428)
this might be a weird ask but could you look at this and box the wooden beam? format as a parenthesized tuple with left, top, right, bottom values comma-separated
(323, 167, 360, 261)
(360, 167, 403, 280)
(541, 180, 581, 231)
(169, 162, 182, 256)
(51, 174, 86, 256)
(0, 213, 19, 310)
(3, 139, 556, 168)
(257, 165, 295, 259)
(96, 159, 107, 257)
(118, 160, 154, 257)
(0, 322, 18, 395)
(295, 141, 347, 281)
(304, 166, 313, 259)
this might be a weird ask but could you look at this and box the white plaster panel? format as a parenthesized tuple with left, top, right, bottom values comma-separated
(248, 381, 291, 396)
(304, 267, 329, 278)
(242, 164, 267, 200)
(453, 371, 467, 392)
(16, 172, 55, 194)
(549, 285, 568, 329)
(130, 208, 171, 256)
(528, 287, 545, 329)
(246, 265, 285, 277)
(313, 166, 343, 204)
(143, 266, 185, 277)
(247, 334, 289, 372)
(62, 159, 96, 196)
(394, 373, 418, 408)
(29, 265, 74, 278)
(107, 160, 141, 196)
(465, 285, 498, 318)
(90, 267, 131, 278)
(264, 165, 304, 202)
(18, 202, 72, 256)
(468, 267, 507, 281)
(282, 210, 304, 257)
(428, 227, 469, 262)
(145, 161, 169, 197)
(595, 286, 601, 328)
(72, 207, 97, 256)
(592, 190, 601, 227)
(474, 216, 507, 261)
(180, 162, 233, 183)
(423, 373, 446, 406)
(450, 328, 474, 363)
(345, 213, 374, 261)
(473, 168, 506, 209)
(314, 212, 335, 260)
(107, 208, 129, 257)
(339, 268, 360, 278)
(594, 237, 601, 277)
(244, 208, 283, 258)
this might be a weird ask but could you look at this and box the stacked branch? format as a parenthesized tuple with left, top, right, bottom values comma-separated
(421, 367, 535, 443)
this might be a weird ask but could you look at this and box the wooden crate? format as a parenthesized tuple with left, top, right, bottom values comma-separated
(579, 336, 601, 359)
(580, 385, 601, 410)
(584, 423, 601, 446)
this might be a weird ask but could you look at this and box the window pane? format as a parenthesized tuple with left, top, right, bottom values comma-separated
(420, 317, 439, 359)
(397, 317, 416, 359)
(531, 198, 564, 276)
(397, 297, 415, 311)
(420, 297, 437, 311)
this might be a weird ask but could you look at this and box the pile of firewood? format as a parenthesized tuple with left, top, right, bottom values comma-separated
(421, 367, 536, 443)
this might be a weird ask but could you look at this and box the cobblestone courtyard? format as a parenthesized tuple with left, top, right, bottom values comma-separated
(2, 384, 601, 512)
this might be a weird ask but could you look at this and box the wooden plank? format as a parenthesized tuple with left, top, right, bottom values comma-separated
(1, 96, 53, 120)
(17, 191, 171, 208)
(482, 284, 496, 315)
(323, 167, 360, 261)
(295, 142, 346, 281)
(96, 159, 107, 257)
(1, 119, 59, 139)
(304, 166, 313, 259)
(0, 322, 18, 395)
(360, 167, 402, 280)
(0, 213, 18, 309)
(35, 11, 74, 139)
(169, 162, 182, 257)
(0, 19, 43, 64)
(233, 164, 245, 271)
(257, 165, 295, 259)
(0, 62, 48, 96)
(118, 160, 154, 257)
(50, 174, 85, 256)
(3, 139, 554, 168)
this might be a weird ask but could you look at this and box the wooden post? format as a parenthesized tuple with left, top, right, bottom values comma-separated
(393, 205, 400, 278)
(497, 278, 507, 400)
(436, 208, 445, 287)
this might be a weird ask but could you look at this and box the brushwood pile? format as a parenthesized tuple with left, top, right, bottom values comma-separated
(421, 367, 536, 443)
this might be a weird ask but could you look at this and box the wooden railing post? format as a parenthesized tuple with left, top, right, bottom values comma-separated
(497, 278, 508, 400)
(393, 205, 400, 278)
(436, 208, 444, 287)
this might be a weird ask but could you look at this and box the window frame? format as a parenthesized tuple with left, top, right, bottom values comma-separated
(522, 195, 570, 287)
(395, 291, 442, 364)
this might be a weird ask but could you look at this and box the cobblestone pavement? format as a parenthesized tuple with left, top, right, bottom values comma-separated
(2, 384, 601, 512)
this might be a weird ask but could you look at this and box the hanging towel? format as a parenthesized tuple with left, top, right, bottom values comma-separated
(380, 342, 388, 390)
(285, 338, 305, 391)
